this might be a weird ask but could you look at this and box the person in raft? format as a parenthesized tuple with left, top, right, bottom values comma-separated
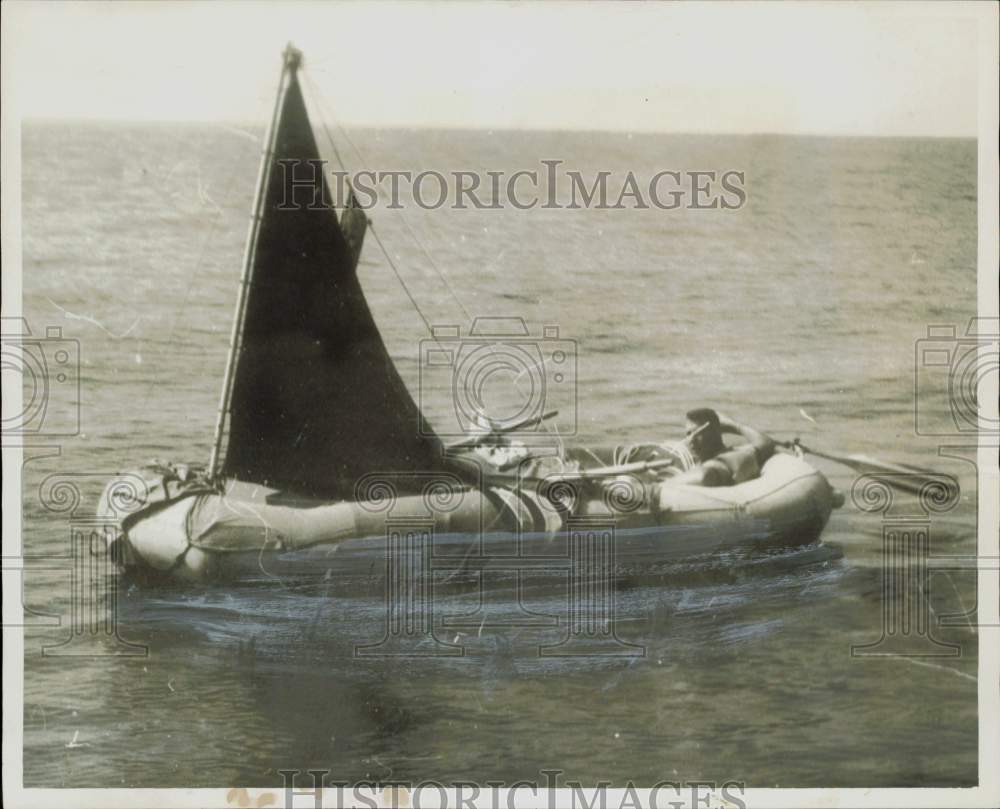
(669, 407, 777, 487)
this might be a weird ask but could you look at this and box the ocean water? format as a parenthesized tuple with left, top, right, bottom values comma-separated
(16, 121, 979, 788)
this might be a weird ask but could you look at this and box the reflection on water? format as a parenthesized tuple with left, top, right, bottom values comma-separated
(23, 523, 978, 787)
(20, 124, 978, 787)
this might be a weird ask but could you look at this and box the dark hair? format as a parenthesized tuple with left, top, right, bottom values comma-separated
(685, 407, 720, 429)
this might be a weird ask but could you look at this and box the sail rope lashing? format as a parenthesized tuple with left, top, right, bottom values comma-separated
(301, 69, 566, 451)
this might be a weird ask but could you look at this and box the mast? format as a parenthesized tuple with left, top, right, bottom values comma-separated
(208, 44, 303, 480)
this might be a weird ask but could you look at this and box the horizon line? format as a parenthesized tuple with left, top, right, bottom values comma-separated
(19, 117, 978, 141)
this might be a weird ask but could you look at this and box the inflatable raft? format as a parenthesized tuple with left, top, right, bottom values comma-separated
(96, 49, 843, 587)
(99, 449, 842, 583)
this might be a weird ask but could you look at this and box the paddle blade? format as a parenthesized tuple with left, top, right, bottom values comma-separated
(845, 454, 961, 501)
(795, 443, 961, 503)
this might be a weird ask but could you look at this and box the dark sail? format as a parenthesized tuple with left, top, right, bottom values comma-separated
(218, 54, 448, 498)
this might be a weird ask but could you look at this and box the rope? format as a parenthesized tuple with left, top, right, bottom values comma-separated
(613, 440, 695, 471)
(302, 72, 473, 322)
(302, 73, 437, 337)
(303, 73, 349, 176)
(300, 69, 565, 445)
(366, 222, 434, 335)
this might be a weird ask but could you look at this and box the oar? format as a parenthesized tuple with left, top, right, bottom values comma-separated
(485, 422, 707, 485)
(445, 409, 560, 451)
(484, 457, 682, 491)
(538, 456, 678, 483)
(782, 439, 958, 498)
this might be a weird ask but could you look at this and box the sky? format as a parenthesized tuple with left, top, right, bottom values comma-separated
(1, 1, 991, 136)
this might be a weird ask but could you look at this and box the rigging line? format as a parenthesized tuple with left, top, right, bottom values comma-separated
(321, 95, 473, 321)
(303, 69, 564, 441)
(396, 194, 468, 315)
(302, 73, 349, 177)
(366, 222, 434, 336)
(303, 73, 441, 341)
(302, 71, 472, 319)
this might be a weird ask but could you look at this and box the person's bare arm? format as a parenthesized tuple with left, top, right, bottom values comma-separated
(716, 413, 776, 463)
(662, 459, 731, 487)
